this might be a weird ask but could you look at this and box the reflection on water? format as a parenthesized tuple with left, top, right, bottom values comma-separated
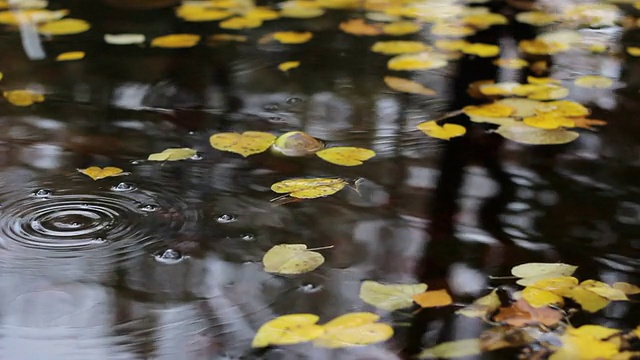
(0, 0, 639, 358)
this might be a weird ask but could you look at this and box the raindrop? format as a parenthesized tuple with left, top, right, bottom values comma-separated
(240, 234, 254, 241)
(299, 283, 323, 293)
(154, 249, 184, 264)
(34, 189, 52, 197)
(139, 204, 158, 212)
(286, 97, 303, 104)
(268, 116, 284, 123)
(111, 182, 136, 192)
(216, 214, 237, 224)
(130, 160, 142, 165)
(90, 237, 108, 245)
(190, 153, 203, 160)
(263, 103, 279, 111)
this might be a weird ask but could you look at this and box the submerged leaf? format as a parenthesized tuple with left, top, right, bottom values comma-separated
(384, 76, 436, 95)
(252, 314, 324, 348)
(418, 339, 481, 359)
(262, 244, 325, 274)
(209, 131, 276, 157)
(494, 123, 579, 146)
(359, 280, 427, 311)
(271, 178, 348, 199)
(417, 121, 466, 140)
(313, 312, 394, 348)
(78, 166, 128, 180)
(493, 298, 563, 327)
(316, 147, 375, 166)
(147, 148, 197, 161)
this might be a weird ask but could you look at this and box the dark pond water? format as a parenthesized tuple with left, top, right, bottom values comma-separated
(1, 0, 640, 359)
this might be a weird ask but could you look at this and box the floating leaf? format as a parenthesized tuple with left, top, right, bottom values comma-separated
(523, 114, 575, 130)
(521, 287, 564, 307)
(78, 166, 128, 180)
(339, 18, 382, 36)
(176, 6, 232, 22)
(384, 76, 436, 95)
(244, 7, 280, 21)
(387, 52, 448, 71)
(627, 47, 640, 57)
(104, 33, 145, 45)
(272, 131, 323, 156)
(151, 34, 200, 48)
(38, 18, 90, 35)
(463, 12, 508, 28)
(278, 61, 300, 72)
(535, 100, 590, 117)
(313, 312, 394, 348)
(413, 289, 453, 308)
(359, 280, 427, 311)
(382, 21, 421, 35)
(511, 263, 578, 285)
(493, 298, 563, 327)
(371, 41, 430, 55)
(147, 148, 197, 161)
(574, 75, 614, 89)
(549, 325, 620, 360)
(271, 177, 348, 199)
(262, 244, 325, 274)
(219, 16, 262, 30)
(519, 39, 569, 55)
(272, 31, 313, 44)
(493, 58, 529, 69)
(567, 286, 610, 313)
(612, 282, 640, 295)
(516, 11, 558, 26)
(417, 121, 466, 140)
(431, 22, 475, 37)
(580, 280, 628, 301)
(281, 5, 325, 18)
(56, 51, 84, 61)
(0, 9, 68, 25)
(418, 339, 481, 359)
(316, 147, 375, 166)
(252, 314, 324, 348)
(463, 103, 514, 118)
(461, 43, 500, 57)
(494, 123, 579, 146)
(528, 276, 579, 293)
(496, 98, 543, 117)
(526, 84, 570, 101)
(571, 118, 608, 130)
(3, 89, 44, 106)
(456, 289, 501, 318)
(209, 131, 276, 157)
(480, 326, 534, 352)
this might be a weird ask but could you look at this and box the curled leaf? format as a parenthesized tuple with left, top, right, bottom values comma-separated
(147, 148, 197, 161)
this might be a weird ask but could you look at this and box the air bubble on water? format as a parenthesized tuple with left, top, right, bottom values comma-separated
(130, 160, 142, 165)
(240, 234, 254, 241)
(111, 182, 136, 192)
(216, 214, 237, 224)
(139, 204, 159, 212)
(299, 283, 323, 293)
(154, 249, 185, 264)
(34, 189, 52, 197)
(190, 153, 203, 160)
(90, 237, 108, 245)
(286, 97, 303, 104)
(263, 104, 279, 111)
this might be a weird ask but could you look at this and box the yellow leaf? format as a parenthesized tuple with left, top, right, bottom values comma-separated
(281, 5, 325, 19)
(271, 177, 347, 199)
(568, 286, 610, 313)
(418, 339, 481, 359)
(147, 148, 197, 161)
(431, 22, 475, 37)
(3, 89, 44, 106)
(262, 244, 325, 274)
(535, 100, 590, 117)
(359, 280, 427, 311)
(516, 11, 558, 26)
(371, 41, 431, 55)
(528, 276, 579, 293)
(612, 282, 640, 295)
(461, 43, 500, 57)
(387, 52, 448, 71)
(272, 31, 313, 44)
(219, 16, 262, 30)
(104, 33, 145, 45)
(521, 287, 564, 308)
(580, 280, 628, 301)
(252, 314, 324, 348)
(278, 61, 300, 72)
(526, 84, 570, 101)
(417, 121, 466, 140)
(493, 58, 529, 69)
(384, 76, 436, 96)
(56, 51, 84, 61)
(456, 289, 501, 318)
(511, 263, 578, 285)
(77, 166, 128, 180)
(412, 289, 453, 308)
(382, 21, 421, 35)
(0, 9, 68, 25)
(519, 39, 569, 55)
(463, 103, 514, 118)
(571, 117, 608, 130)
(151, 34, 200, 48)
(627, 47, 640, 57)
(244, 7, 280, 21)
(527, 76, 561, 84)
(315, 147, 375, 166)
(479, 82, 521, 96)
(496, 98, 544, 117)
(176, 5, 232, 22)
(495, 122, 579, 145)
(574, 75, 614, 89)
(313, 312, 394, 348)
(523, 114, 575, 130)
(209, 131, 276, 157)
(339, 18, 382, 36)
(38, 18, 90, 35)
(463, 13, 508, 28)
(550, 327, 619, 360)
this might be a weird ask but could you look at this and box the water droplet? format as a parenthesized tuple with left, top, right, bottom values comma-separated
(188, 131, 196, 135)
(130, 160, 142, 165)
(111, 182, 135, 192)
(263, 104, 279, 111)
(34, 189, 52, 197)
(268, 116, 284, 123)
(286, 97, 303, 104)
(139, 204, 158, 212)
(299, 283, 323, 293)
(190, 153, 203, 160)
(91, 237, 108, 245)
(216, 214, 237, 224)
(154, 249, 184, 264)
(241, 234, 254, 241)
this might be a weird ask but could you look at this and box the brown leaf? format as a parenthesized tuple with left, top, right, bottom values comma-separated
(412, 289, 453, 308)
(571, 117, 608, 130)
(480, 326, 534, 351)
(339, 19, 382, 36)
(493, 299, 563, 327)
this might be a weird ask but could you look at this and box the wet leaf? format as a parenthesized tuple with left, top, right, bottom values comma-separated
(384, 76, 436, 96)
(387, 52, 448, 71)
(56, 51, 84, 61)
(417, 121, 466, 140)
(359, 280, 427, 311)
(493, 298, 563, 327)
(151, 34, 200, 48)
(281, 4, 325, 18)
(461, 43, 500, 57)
(371, 41, 431, 55)
(571, 118, 608, 130)
(580, 280, 628, 301)
(252, 314, 324, 348)
(512, 263, 578, 285)
(78, 166, 128, 180)
(262, 244, 325, 274)
(494, 123, 579, 146)
(521, 287, 564, 307)
(38, 18, 90, 35)
(456, 289, 501, 318)
(339, 18, 382, 36)
(209, 131, 276, 157)
(413, 289, 453, 308)
(147, 148, 197, 161)
(382, 21, 421, 35)
(244, 7, 280, 21)
(219, 16, 262, 30)
(523, 114, 575, 130)
(313, 312, 394, 348)
(418, 338, 481, 359)
(278, 61, 300, 72)
(316, 147, 375, 166)
(463, 12, 508, 28)
(612, 282, 640, 295)
(567, 286, 610, 313)
(627, 47, 640, 57)
(272, 31, 313, 44)
(3, 89, 44, 106)
(516, 11, 558, 26)
(574, 75, 614, 89)
(528, 276, 579, 292)
(431, 22, 475, 37)
(526, 84, 570, 101)
(271, 177, 348, 199)
(272, 131, 323, 156)
(176, 6, 232, 22)
(496, 98, 544, 117)
(104, 33, 145, 45)
(550, 326, 620, 360)
(535, 100, 590, 117)
(480, 326, 534, 351)
(493, 58, 529, 69)
(519, 39, 569, 55)
(463, 103, 514, 118)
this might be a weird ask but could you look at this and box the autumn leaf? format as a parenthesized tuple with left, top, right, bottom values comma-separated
(272, 31, 313, 44)
(252, 314, 324, 347)
(0, 9, 68, 25)
(493, 298, 563, 327)
(511, 263, 578, 286)
(278, 61, 300, 72)
(56, 51, 84, 61)
(313, 312, 394, 348)
(382, 21, 421, 35)
(3, 90, 44, 106)
(281, 5, 325, 19)
(456, 289, 501, 319)
(38, 18, 90, 35)
(271, 178, 348, 199)
(493, 58, 529, 69)
(612, 282, 640, 295)
(371, 41, 431, 55)
(580, 280, 628, 301)
(315, 147, 375, 166)
(528, 276, 579, 293)
(549, 325, 621, 360)
(151, 34, 200, 48)
(104, 33, 145, 45)
(523, 114, 575, 130)
(516, 11, 558, 26)
(359, 280, 427, 311)
(272, 131, 323, 157)
(78, 166, 129, 180)
(567, 286, 610, 313)
(219, 16, 262, 30)
(496, 98, 544, 117)
(494, 123, 579, 145)
(244, 7, 280, 21)
(209, 131, 276, 157)
(417, 121, 466, 141)
(574, 75, 614, 89)
(339, 18, 382, 36)
(627, 47, 640, 57)
(418, 338, 481, 359)
(147, 148, 197, 161)
(176, 5, 232, 22)
(463, 103, 515, 118)
(571, 118, 608, 130)
(535, 100, 590, 118)
(461, 43, 500, 57)
(521, 287, 564, 307)
(384, 76, 436, 96)
(262, 244, 328, 274)
(387, 52, 448, 71)
(412, 289, 453, 308)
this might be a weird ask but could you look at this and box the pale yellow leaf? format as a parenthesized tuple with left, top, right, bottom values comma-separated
(313, 312, 394, 348)
(418, 339, 481, 359)
(262, 244, 325, 274)
(271, 178, 347, 199)
(494, 123, 579, 146)
(384, 76, 436, 96)
(147, 148, 197, 161)
(359, 280, 427, 311)
(315, 147, 375, 166)
(252, 314, 324, 347)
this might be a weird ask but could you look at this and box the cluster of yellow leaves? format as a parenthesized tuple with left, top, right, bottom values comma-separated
(359, 280, 452, 310)
(252, 312, 393, 349)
